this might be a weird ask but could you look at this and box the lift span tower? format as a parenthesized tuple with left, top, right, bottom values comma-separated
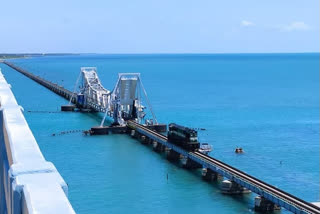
(64, 67, 165, 133)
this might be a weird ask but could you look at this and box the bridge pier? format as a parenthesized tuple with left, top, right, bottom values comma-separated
(140, 135, 150, 144)
(130, 130, 137, 138)
(165, 148, 180, 161)
(255, 196, 281, 212)
(90, 126, 127, 135)
(61, 105, 76, 111)
(152, 141, 165, 152)
(146, 137, 154, 145)
(202, 168, 219, 181)
(181, 156, 202, 169)
(220, 180, 251, 194)
(132, 132, 153, 145)
(123, 121, 320, 214)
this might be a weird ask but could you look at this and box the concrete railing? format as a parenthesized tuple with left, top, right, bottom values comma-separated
(0, 69, 75, 214)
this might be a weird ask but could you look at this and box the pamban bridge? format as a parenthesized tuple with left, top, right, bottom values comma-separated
(0, 61, 319, 214)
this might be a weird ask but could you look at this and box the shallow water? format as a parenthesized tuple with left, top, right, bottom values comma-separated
(1, 53, 319, 213)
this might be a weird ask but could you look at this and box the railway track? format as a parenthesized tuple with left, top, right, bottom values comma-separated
(127, 120, 320, 214)
(127, 121, 168, 140)
(193, 151, 320, 214)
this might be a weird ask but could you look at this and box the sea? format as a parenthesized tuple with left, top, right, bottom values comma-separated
(0, 53, 319, 214)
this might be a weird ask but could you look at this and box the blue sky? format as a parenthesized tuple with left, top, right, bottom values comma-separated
(0, 0, 319, 53)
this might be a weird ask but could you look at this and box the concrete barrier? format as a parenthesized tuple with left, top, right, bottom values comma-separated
(0, 69, 75, 214)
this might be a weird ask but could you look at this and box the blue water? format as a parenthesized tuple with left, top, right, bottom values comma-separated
(1, 53, 319, 214)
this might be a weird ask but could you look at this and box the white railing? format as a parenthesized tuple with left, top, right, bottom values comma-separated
(0, 69, 75, 214)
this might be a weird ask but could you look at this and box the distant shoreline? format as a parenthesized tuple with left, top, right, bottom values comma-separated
(1, 52, 318, 60)
(0, 53, 78, 60)
(1, 52, 319, 55)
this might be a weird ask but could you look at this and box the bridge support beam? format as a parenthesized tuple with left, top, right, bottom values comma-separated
(254, 196, 281, 212)
(202, 168, 218, 181)
(220, 180, 251, 194)
(165, 148, 180, 161)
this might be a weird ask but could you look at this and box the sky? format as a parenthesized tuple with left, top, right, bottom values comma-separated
(0, 0, 319, 53)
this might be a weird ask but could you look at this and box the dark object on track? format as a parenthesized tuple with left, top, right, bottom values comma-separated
(167, 123, 200, 151)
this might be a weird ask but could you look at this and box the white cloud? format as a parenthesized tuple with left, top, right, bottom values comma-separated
(282, 21, 310, 31)
(241, 20, 255, 27)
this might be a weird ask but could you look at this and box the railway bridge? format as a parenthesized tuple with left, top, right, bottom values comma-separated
(127, 120, 320, 214)
(4, 62, 162, 130)
(3, 61, 320, 214)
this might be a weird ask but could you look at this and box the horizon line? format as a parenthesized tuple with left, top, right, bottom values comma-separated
(1, 52, 319, 55)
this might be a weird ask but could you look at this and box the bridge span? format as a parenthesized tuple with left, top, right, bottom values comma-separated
(4, 62, 159, 129)
(127, 120, 320, 214)
(3, 61, 320, 214)
(3, 61, 77, 103)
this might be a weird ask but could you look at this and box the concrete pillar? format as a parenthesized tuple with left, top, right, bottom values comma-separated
(130, 130, 135, 137)
(202, 168, 218, 181)
(220, 180, 251, 194)
(142, 137, 152, 145)
(140, 135, 148, 144)
(147, 137, 153, 145)
(153, 141, 165, 152)
(182, 157, 202, 169)
(165, 148, 180, 161)
(132, 132, 140, 139)
(254, 196, 281, 212)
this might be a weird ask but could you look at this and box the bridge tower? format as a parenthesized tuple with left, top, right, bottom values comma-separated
(71, 68, 157, 127)
(77, 67, 110, 111)
(104, 73, 157, 126)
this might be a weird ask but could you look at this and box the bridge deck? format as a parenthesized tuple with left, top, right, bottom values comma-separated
(127, 120, 320, 214)
(4, 61, 77, 102)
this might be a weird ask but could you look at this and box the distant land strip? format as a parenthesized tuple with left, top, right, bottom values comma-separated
(0, 53, 79, 60)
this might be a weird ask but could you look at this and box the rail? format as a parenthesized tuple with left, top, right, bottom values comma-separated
(193, 152, 320, 214)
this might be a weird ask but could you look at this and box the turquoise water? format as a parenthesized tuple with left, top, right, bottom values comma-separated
(1, 53, 319, 214)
